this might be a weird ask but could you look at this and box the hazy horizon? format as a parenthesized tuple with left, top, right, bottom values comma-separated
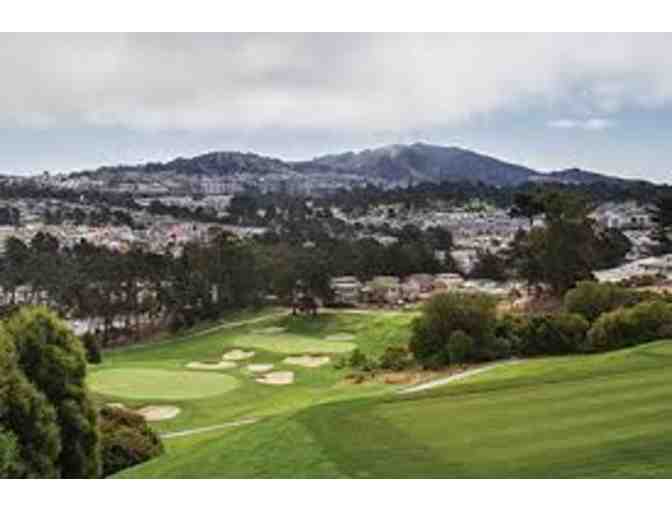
(2, 33, 672, 182)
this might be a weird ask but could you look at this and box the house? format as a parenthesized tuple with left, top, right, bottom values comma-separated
(364, 276, 402, 304)
(432, 273, 465, 292)
(329, 276, 363, 305)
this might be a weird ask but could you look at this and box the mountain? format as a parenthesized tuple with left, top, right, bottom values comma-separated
(72, 142, 642, 190)
(297, 143, 537, 186)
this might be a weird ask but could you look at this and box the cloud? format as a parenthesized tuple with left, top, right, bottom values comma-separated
(547, 117, 615, 130)
(0, 33, 670, 133)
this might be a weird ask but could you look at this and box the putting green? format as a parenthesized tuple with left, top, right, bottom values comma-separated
(232, 334, 356, 354)
(89, 368, 240, 400)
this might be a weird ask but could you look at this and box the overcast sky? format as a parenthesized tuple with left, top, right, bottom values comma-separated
(2, 33, 672, 181)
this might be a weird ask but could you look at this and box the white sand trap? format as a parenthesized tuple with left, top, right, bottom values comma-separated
(186, 360, 237, 370)
(137, 405, 181, 422)
(256, 371, 295, 385)
(223, 349, 255, 361)
(283, 355, 331, 368)
(246, 363, 275, 373)
(105, 402, 126, 409)
(325, 333, 356, 341)
(254, 326, 287, 334)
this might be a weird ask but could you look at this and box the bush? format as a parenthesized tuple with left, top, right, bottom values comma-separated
(0, 428, 19, 478)
(99, 406, 164, 477)
(409, 292, 499, 367)
(378, 346, 413, 371)
(81, 332, 103, 364)
(0, 328, 61, 478)
(5, 306, 100, 478)
(564, 281, 641, 322)
(498, 313, 589, 356)
(345, 349, 377, 372)
(586, 300, 672, 352)
(447, 330, 474, 364)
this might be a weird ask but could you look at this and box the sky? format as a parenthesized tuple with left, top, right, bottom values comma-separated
(2, 33, 672, 182)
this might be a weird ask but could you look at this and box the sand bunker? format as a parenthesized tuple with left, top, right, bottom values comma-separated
(223, 349, 255, 361)
(325, 333, 356, 341)
(137, 405, 181, 422)
(253, 326, 287, 334)
(256, 371, 295, 385)
(246, 363, 275, 373)
(283, 355, 331, 368)
(105, 402, 126, 410)
(186, 360, 237, 370)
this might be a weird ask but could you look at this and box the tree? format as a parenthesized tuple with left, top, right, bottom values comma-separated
(649, 191, 672, 254)
(409, 293, 499, 368)
(509, 191, 545, 227)
(0, 327, 61, 478)
(508, 191, 600, 295)
(5, 307, 100, 478)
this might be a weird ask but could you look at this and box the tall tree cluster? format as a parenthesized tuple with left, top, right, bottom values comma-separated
(0, 307, 99, 478)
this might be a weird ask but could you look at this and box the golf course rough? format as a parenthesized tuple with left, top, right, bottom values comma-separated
(89, 368, 240, 400)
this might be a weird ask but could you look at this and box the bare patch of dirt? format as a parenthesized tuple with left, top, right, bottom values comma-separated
(283, 355, 330, 368)
(256, 371, 295, 385)
(222, 349, 255, 361)
(186, 361, 237, 370)
(246, 363, 274, 373)
(136, 405, 181, 421)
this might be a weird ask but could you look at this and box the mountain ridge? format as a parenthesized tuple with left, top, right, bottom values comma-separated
(69, 143, 648, 189)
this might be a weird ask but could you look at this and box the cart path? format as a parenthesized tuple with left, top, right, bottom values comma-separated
(398, 360, 522, 394)
(161, 418, 259, 439)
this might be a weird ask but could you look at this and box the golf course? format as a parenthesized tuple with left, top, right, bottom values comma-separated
(87, 308, 672, 478)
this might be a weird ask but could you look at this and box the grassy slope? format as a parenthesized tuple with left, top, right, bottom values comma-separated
(93, 310, 415, 436)
(120, 338, 672, 478)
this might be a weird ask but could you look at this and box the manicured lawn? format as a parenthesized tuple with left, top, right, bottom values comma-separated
(89, 368, 240, 400)
(118, 337, 672, 478)
(230, 333, 356, 354)
(90, 309, 416, 438)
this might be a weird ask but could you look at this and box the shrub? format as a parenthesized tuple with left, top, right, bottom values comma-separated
(0, 428, 19, 478)
(378, 346, 413, 371)
(498, 313, 589, 356)
(81, 332, 103, 364)
(409, 292, 498, 367)
(0, 329, 61, 478)
(5, 307, 100, 478)
(345, 349, 377, 372)
(587, 300, 672, 352)
(447, 330, 474, 364)
(99, 406, 164, 477)
(564, 281, 641, 322)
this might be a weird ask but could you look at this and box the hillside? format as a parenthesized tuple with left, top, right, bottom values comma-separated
(69, 143, 640, 189)
(105, 310, 672, 478)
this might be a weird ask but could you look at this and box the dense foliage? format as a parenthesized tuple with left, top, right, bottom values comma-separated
(4, 307, 100, 478)
(409, 293, 502, 368)
(564, 281, 643, 322)
(99, 406, 164, 477)
(497, 313, 590, 356)
(0, 323, 61, 478)
(586, 300, 672, 352)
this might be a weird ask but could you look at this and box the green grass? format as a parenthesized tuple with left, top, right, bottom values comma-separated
(117, 333, 672, 478)
(230, 333, 356, 354)
(91, 309, 415, 438)
(89, 368, 239, 400)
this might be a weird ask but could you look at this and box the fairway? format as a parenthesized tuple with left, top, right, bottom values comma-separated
(89, 368, 240, 400)
(119, 338, 672, 478)
(231, 333, 357, 354)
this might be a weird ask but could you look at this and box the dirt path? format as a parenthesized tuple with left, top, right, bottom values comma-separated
(398, 360, 521, 394)
(160, 418, 259, 439)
